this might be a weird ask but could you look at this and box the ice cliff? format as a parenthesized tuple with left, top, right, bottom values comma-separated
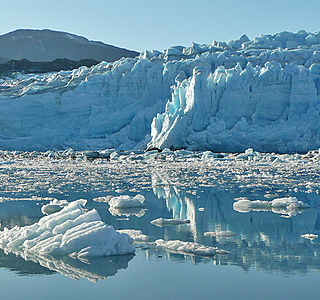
(2, 30, 320, 153)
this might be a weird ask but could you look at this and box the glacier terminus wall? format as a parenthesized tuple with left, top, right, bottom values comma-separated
(1, 30, 320, 153)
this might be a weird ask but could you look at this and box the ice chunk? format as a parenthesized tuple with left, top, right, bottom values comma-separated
(204, 231, 237, 237)
(151, 218, 190, 227)
(109, 207, 146, 218)
(301, 234, 318, 240)
(109, 194, 146, 209)
(154, 239, 226, 256)
(0, 200, 135, 257)
(233, 197, 309, 216)
(41, 199, 69, 215)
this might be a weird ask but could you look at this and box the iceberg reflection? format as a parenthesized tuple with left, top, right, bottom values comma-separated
(0, 247, 134, 282)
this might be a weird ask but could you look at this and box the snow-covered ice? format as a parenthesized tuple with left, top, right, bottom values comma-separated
(2, 30, 320, 153)
(0, 199, 135, 257)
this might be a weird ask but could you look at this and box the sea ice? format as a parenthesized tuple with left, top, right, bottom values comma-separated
(0, 199, 135, 257)
(151, 218, 191, 227)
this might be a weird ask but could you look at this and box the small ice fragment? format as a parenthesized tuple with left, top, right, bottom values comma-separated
(151, 218, 190, 227)
(233, 197, 309, 214)
(41, 199, 69, 215)
(301, 234, 318, 240)
(109, 194, 146, 209)
(109, 207, 146, 218)
(93, 196, 113, 203)
(204, 231, 237, 237)
(154, 239, 216, 256)
(215, 249, 229, 255)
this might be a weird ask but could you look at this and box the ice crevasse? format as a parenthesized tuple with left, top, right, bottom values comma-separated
(2, 30, 320, 153)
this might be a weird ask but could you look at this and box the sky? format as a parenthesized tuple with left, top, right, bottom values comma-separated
(1, 0, 320, 53)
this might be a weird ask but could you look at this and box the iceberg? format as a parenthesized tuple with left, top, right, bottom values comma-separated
(0, 199, 135, 257)
(2, 30, 320, 153)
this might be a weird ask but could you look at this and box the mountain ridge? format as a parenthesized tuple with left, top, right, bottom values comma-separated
(0, 29, 139, 63)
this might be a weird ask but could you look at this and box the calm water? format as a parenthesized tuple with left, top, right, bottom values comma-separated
(0, 155, 319, 299)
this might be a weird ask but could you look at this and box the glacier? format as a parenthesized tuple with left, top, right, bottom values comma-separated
(2, 30, 320, 152)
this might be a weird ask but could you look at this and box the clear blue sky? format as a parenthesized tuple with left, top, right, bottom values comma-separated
(1, 0, 320, 52)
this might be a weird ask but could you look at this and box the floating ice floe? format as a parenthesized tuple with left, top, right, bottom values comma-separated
(301, 234, 318, 240)
(0, 199, 135, 258)
(41, 199, 69, 215)
(151, 218, 191, 227)
(109, 207, 146, 218)
(109, 194, 146, 209)
(204, 231, 237, 238)
(233, 197, 309, 216)
(117, 229, 149, 242)
(154, 239, 228, 256)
